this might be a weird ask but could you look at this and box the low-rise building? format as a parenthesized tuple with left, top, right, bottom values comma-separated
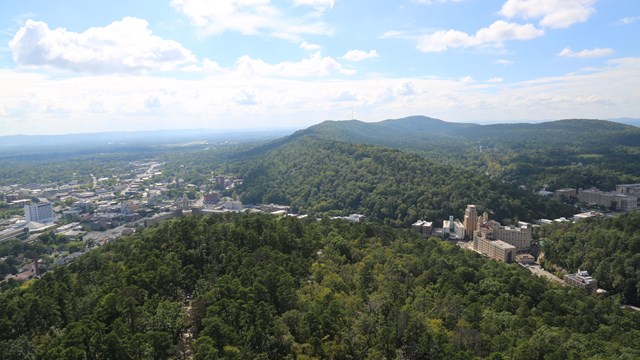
(224, 200, 243, 211)
(443, 216, 465, 240)
(203, 192, 220, 205)
(555, 188, 577, 200)
(473, 233, 516, 263)
(515, 253, 536, 265)
(0, 227, 30, 242)
(564, 270, 598, 294)
(578, 187, 637, 211)
(412, 220, 433, 236)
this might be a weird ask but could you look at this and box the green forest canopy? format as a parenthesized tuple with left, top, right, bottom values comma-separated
(542, 212, 640, 307)
(228, 135, 574, 226)
(1, 214, 639, 359)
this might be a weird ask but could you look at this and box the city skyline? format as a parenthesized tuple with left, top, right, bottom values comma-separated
(1, 0, 639, 135)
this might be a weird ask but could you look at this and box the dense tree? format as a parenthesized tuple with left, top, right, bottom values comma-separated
(228, 135, 575, 226)
(542, 212, 640, 306)
(1, 214, 639, 358)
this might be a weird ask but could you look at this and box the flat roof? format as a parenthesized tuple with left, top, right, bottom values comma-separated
(492, 240, 516, 250)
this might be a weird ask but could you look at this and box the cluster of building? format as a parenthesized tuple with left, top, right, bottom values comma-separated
(540, 184, 640, 212)
(467, 206, 533, 263)
(412, 205, 534, 264)
(411, 204, 610, 295)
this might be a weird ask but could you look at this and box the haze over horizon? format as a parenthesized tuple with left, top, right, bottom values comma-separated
(1, 0, 639, 136)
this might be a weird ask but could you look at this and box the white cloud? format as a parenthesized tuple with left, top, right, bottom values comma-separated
(292, 0, 334, 9)
(1, 58, 639, 135)
(615, 16, 640, 25)
(182, 58, 222, 73)
(171, 0, 334, 41)
(412, 0, 464, 4)
(379, 30, 409, 39)
(487, 77, 504, 83)
(500, 0, 597, 29)
(417, 20, 543, 52)
(459, 76, 475, 83)
(233, 52, 354, 77)
(558, 47, 614, 58)
(300, 41, 321, 51)
(9, 18, 196, 74)
(342, 49, 379, 61)
(494, 59, 515, 65)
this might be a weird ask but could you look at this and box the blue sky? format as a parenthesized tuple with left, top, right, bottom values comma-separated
(0, 0, 639, 135)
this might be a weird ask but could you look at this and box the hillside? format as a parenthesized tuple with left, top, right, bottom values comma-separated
(287, 116, 640, 191)
(1, 214, 639, 358)
(299, 116, 640, 148)
(541, 212, 640, 306)
(296, 115, 477, 148)
(228, 135, 573, 225)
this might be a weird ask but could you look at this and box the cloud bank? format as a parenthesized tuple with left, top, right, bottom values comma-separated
(9, 18, 196, 74)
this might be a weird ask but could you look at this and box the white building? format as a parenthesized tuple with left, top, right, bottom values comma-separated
(443, 216, 465, 240)
(24, 202, 54, 223)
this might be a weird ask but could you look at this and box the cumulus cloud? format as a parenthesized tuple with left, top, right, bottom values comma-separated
(487, 77, 504, 83)
(234, 52, 354, 77)
(417, 20, 543, 52)
(342, 49, 379, 61)
(500, 0, 597, 29)
(171, 0, 334, 41)
(1, 57, 639, 135)
(9, 18, 196, 74)
(182, 58, 222, 73)
(558, 47, 614, 58)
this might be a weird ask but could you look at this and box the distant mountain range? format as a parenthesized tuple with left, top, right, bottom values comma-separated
(0, 128, 293, 149)
(292, 115, 640, 150)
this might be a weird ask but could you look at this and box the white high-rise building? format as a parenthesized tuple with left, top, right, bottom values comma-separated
(25, 202, 54, 223)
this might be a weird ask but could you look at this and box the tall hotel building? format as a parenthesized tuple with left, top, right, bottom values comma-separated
(463, 205, 478, 239)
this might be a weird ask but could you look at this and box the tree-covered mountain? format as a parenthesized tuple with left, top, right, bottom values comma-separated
(283, 116, 640, 191)
(542, 212, 640, 306)
(297, 116, 640, 148)
(228, 135, 574, 226)
(1, 214, 639, 359)
(295, 115, 477, 148)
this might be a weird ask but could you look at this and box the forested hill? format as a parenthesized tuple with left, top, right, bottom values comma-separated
(298, 116, 640, 148)
(541, 212, 640, 306)
(276, 116, 640, 192)
(294, 115, 477, 148)
(466, 119, 640, 146)
(2, 214, 639, 358)
(228, 135, 573, 225)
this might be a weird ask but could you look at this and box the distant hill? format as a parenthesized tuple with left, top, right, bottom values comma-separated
(298, 116, 640, 148)
(293, 116, 477, 151)
(0, 128, 291, 149)
(228, 134, 574, 225)
(230, 115, 640, 212)
(463, 119, 640, 146)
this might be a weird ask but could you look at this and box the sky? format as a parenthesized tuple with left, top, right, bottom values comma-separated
(0, 0, 639, 135)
